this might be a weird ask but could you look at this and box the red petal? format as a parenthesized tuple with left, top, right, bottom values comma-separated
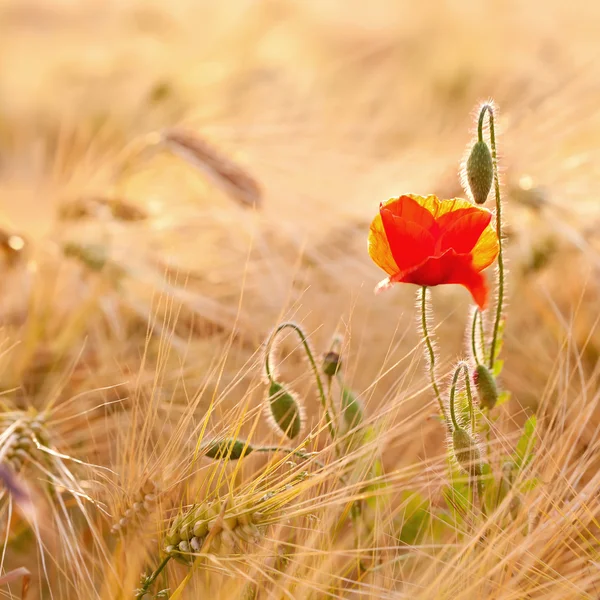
(436, 208, 492, 255)
(380, 197, 436, 274)
(395, 250, 490, 309)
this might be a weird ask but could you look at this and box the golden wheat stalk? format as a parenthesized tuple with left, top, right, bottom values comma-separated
(161, 128, 262, 209)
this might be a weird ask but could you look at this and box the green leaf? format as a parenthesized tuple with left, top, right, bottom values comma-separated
(519, 477, 541, 493)
(442, 469, 471, 524)
(514, 415, 537, 470)
(395, 491, 430, 545)
(430, 509, 457, 541)
(492, 359, 504, 378)
(496, 390, 511, 408)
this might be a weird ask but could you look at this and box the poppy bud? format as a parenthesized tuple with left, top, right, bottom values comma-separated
(265, 381, 303, 439)
(466, 140, 493, 205)
(322, 351, 342, 377)
(203, 438, 253, 460)
(473, 364, 498, 411)
(452, 428, 482, 477)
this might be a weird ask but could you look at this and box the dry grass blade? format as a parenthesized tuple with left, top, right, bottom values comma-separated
(161, 128, 262, 209)
(0, 567, 31, 599)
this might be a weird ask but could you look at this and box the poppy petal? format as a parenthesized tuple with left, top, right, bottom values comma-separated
(368, 213, 399, 277)
(397, 250, 490, 309)
(413, 195, 473, 219)
(471, 223, 500, 271)
(381, 208, 435, 274)
(380, 195, 437, 230)
(436, 208, 492, 255)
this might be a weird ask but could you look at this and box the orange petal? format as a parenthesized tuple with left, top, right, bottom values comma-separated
(368, 213, 399, 277)
(407, 195, 474, 219)
(471, 222, 499, 271)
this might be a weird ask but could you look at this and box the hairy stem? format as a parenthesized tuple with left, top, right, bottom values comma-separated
(419, 287, 446, 422)
(449, 361, 475, 432)
(471, 310, 481, 365)
(265, 322, 336, 440)
(478, 103, 505, 370)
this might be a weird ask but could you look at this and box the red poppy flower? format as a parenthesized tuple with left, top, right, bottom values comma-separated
(368, 194, 499, 309)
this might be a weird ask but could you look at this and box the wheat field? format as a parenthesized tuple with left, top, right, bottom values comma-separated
(1, 1, 600, 599)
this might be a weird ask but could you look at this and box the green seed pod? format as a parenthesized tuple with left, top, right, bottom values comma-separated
(193, 520, 208, 538)
(473, 364, 498, 411)
(266, 381, 303, 439)
(466, 140, 493, 205)
(340, 386, 364, 431)
(203, 438, 253, 460)
(179, 523, 192, 541)
(166, 528, 181, 546)
(452, 428, 482, 476)
(322, 351, 342, 377)
(178, 540, 191, 552)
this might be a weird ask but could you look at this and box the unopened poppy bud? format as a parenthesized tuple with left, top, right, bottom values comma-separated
(473, 364, 498, 411)
(203, 438, 253, 460)
(340, 386, 363, 431)
(452, 428, 482, 476)
(322, 351, 342, 377)
(265, 381, 303, 439)
(466, 140, 493, 205)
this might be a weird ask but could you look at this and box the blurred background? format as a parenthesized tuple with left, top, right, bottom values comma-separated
(1, 0, 599, 458)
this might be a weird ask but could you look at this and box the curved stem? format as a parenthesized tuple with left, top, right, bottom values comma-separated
(471, 310, 481, 365)
(449, 361, 476, 432)
(478, 103, 505, 370)
(419, 287, 446, 422)
(135, 555, 171, 599)
(265, 323, 336, 440)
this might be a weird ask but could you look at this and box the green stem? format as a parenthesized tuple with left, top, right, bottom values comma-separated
(253, 446, 327, 469)
(449, 361, 475, 432)
(135, 555, 172, 599)
(419, 287, 446, 422)
(265, 323, 336, 440)
(471, 310, 481, 365)
(478, 103, 505, 370)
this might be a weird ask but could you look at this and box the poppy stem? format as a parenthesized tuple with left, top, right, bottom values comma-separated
(449, 361, 475, 432)
(478, 103, 505, 370)
(265, 322, 336, 441)
(419, 287, 446, 423)
(470, 309, 481, 365)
